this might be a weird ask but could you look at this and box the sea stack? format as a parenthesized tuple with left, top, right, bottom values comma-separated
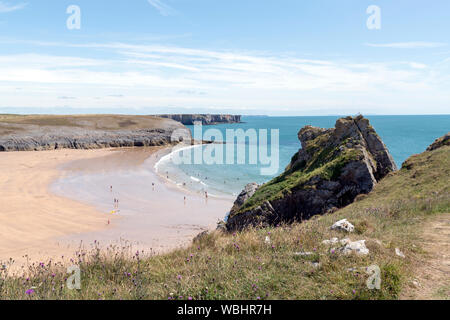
(227, 115, 398, 231)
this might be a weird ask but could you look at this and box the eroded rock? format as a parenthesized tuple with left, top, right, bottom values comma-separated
(227, 115, 397, 231)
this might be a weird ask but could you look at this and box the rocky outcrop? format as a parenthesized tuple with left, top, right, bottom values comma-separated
(427, 133, 450, 151)
(227, 115, 397, 231)
(230, 183, 259, 215)
(158, 114, 241, 125)
(0, 115, 187, 152)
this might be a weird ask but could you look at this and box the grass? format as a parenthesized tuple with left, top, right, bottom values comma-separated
(0, 114, 177, 132)
(0, 146, 448, 300)
(235, 137, 361, 215)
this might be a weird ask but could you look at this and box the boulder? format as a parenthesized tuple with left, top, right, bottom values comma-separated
(331, 219, 355, 233)
(336, 239, 369, 256)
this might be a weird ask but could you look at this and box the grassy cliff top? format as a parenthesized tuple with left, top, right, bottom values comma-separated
(0, 114, 180, 134)
(1, 144, 448, 300)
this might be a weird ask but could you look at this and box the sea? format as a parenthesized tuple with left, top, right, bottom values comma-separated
(155, 115, 450, 198)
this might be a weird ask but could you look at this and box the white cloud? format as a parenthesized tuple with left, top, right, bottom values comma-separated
(0, 41, 449, 114)
(0, 1, 27, 13)
(147, 0, 176, 16)
(366, 42, 447, 49)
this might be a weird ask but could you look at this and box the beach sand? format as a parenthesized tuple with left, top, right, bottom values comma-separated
(0, 147, 233, 269)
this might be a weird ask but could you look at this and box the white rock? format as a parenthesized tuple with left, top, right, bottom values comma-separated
(265, 236, 271, 245)
(331, 219, 355, 233)
(322, 237, 339, 245)
(338, 240, 369, 256)
(294, 251, 314, 256)
(395, 248, 405, 258)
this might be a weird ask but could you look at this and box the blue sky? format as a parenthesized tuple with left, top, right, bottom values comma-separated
(0, 0, 449, 115)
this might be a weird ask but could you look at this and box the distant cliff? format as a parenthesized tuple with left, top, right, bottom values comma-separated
(0, 115, 187, 152)
(227, 115, 398, 231)
(158, 114, 241, 125)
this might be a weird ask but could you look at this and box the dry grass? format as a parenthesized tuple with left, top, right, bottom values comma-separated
(0, 146, 448, 300)
(0, 114, 177, 133)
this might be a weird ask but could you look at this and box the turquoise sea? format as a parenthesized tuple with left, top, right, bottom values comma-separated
(156, 115, 450, 198)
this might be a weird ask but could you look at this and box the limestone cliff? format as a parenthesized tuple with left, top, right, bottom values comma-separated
(227, 115, 397, 231)
(158, 114, 241, 125)
(0, 115, 187, 152)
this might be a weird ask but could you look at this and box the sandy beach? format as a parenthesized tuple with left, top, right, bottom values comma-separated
(0, 147, 233, 269)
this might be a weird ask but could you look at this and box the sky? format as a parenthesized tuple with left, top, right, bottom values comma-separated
(0, 0, 449, 115)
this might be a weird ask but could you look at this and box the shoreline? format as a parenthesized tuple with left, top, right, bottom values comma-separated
(152, 143, 235, 199)
(0, 146, 233, 271)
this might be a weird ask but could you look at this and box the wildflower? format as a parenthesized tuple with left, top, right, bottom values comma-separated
(352, 289, 356, 294)
(26, 289, 35, 295)
(188, 297, 193, 300)
(257, 297, 261, 300)
(177, 275, 182, 280)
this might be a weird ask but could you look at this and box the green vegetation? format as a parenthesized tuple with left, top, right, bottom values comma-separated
(0, 146, 448, 300)
(235, 137, 361, 215)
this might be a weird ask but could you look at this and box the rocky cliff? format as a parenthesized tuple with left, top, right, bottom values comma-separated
(427, 132, 450, 151)
(158, 114, 241, 125)
(0, 115, 187, 152)
(226, 115, 398, 231)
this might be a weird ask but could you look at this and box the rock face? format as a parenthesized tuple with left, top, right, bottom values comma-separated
(158, 114, 241, 125)
(227, 115, 397, 231)
(0, 115, 187, 152)
(229, 183, 259, 215)
(427, 133, 450, 151)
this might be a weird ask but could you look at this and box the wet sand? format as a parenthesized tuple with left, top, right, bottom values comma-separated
(0, 147, 233, 269)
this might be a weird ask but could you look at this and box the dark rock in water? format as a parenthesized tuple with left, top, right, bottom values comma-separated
(227, 115, 397, 231)
(158, 114, 241, 125)
(427, 133, 450, 151)
(0, 115, 188, 152)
